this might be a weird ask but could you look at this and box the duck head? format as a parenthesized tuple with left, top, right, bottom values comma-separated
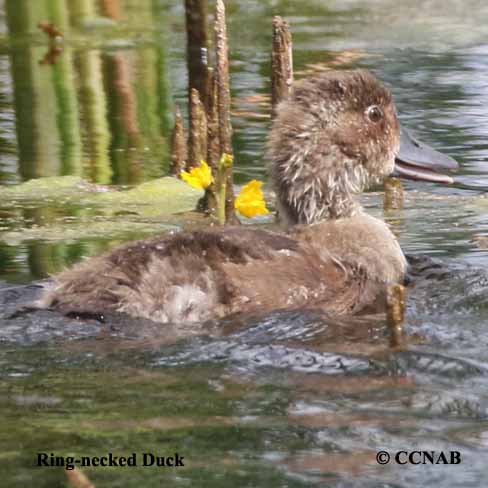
(268, 69, 457, 225)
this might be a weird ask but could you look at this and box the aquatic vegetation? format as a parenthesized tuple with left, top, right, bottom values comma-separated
(0, 177, 203, 247)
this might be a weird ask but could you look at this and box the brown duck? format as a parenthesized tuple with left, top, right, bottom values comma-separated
(38, 70, 457, 323)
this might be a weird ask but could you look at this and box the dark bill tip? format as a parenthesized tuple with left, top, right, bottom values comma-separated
(393, 126, 459, 184)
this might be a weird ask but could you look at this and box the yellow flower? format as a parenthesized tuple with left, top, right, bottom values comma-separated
(234, 180, 269, 218)
(180, 160, 213, 190)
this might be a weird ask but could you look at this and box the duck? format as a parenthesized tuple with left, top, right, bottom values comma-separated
(37, 70, 457, 324)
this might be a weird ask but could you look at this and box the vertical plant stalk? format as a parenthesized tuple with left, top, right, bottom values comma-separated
(204, 70, 219, 215)
(217, 175, 227, 225)
(188, 88, 208, 168)
(271, 16, 293, 117)
(215, 0, 236, 222)
(206, 71, 220, 174)
(383, 177, 404, 210)
(215, 154, 233, 225)
(170, 105, 187, 175)
(386, 284, 406, 349)
(185, 0, 210, 110)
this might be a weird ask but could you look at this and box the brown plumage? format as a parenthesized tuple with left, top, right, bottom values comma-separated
(38, 70, 407, 323)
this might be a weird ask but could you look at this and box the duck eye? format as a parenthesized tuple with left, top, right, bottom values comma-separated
(367, 105, 383, 123)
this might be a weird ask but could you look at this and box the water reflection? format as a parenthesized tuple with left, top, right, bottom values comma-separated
(3, 0, 170, 186)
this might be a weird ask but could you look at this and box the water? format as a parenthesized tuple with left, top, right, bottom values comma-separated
(1, 0, 488, 486)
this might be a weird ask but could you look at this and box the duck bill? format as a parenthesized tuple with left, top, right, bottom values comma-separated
(393, 126, 459, 184)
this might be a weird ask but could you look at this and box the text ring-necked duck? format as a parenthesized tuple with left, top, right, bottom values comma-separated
(37, 70, 457, 323)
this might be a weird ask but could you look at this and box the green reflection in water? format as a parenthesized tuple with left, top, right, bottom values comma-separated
(102, 0, 170, 184)
(6, 0, 62, 179)
(77, 49, 112, 183)
(5, 0, 171, 186)
(52, 46, 84, 176)
(0, 348, 309, 488)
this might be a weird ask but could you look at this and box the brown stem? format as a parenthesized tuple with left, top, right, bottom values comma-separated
(215, 0, 236, 222)
(271, 16, 293, 117)
(386, 284, 407, 349)
(185, 0, 210, 110)
(170, 105, 187, 176)
(204, 70, 219, 215)
(188, 88, 207, 169)
(384, 177, 404, 210)
(206, 70, 219, 173)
